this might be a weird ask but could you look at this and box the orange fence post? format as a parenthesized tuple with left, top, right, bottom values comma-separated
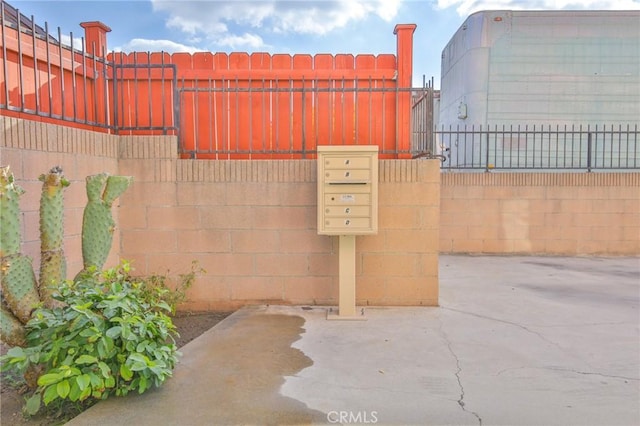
(80, 21, 110, 57)
(81, 21, 110, 130)
(393, 24, 416, 158)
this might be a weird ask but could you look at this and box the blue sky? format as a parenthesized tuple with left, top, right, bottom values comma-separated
(9, 0, 640, 87)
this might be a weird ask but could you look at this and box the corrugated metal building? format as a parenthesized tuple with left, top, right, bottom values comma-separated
(439, 9, 640, 127)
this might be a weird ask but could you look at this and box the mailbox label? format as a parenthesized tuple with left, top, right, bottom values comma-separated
(340, 194, 356, 203)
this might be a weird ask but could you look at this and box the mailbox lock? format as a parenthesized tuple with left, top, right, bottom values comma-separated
(345, 220, 350, 225)
(345, 208, 350, 214)
(345, 159, 350, 165)
(345, 171, 350, 177)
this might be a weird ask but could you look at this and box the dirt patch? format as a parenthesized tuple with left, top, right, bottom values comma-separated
(0, 311, 232, 426)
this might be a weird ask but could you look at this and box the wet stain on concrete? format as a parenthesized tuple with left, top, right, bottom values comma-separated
(68, 312, 327, 426)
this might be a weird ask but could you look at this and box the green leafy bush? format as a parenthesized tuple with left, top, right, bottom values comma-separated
(1, 261, 180, 416)
(139, 260, 204, 314)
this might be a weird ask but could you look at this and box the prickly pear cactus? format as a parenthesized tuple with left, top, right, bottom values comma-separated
(38, 167, 70, 307)
(0, 166, 132, 348)
(0, 166, 42, 344)
(79, 173, 132, 274)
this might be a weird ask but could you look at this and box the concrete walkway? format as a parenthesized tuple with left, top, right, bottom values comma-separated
(68, 255, 640, 425)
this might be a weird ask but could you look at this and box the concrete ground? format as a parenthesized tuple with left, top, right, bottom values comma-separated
(68, 255, 640, 426)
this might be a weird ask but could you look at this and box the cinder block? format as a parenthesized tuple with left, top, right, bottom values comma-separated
(1, 149, 22, 172)
(385, 229, 438, 253)
(226, 182, 284, 206)
(307, 253, 338, 276)
(480, 239, 507, 253)
(544, 239, 577, 254)
(438, 237, 453, 253)
(230, 277, 283, 301)
(185, 276, 231, 304)
(608, 239, 640, 254)
(451, 239, 483, 253)
(356, 276, 387, 304)
(117, 206, 148, 230)
(231, 230, 281, 253)
(255, 254, 308, 276)
(417, 252, 438, 276)
(439, 225, 468, 241)
(283, 276, 334, 304)
(176, 182, 225, 206)
(63, 207, 84, 238)
(201, 206, 252, 230)
(147, 206, 202, 230)
(510, 238, 534, 253)
(122, 182, 176, 206)
(383, 276, 438, 305)
(421, 206, 440, 229)
(122, 230, 177, 254)
(281, 230, 332, 253)
(356, 233, 385, 252)
(361, 253, 417, 277)
(177, 230, 231, 253)
(252, 206, 313, 229)
(379, 206, 421, 229)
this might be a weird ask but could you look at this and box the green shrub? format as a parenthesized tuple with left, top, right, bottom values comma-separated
(139, 260, 204, 314)
(1, 261, 180, 417)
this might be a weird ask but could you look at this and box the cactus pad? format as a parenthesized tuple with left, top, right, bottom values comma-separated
(1, 254, 40, 323)
(0, 166, 25, 258)
(85, 173, 108, 202)
(39, 251, 66, 308)
(103, 175, 133, 206)
(80, 174, 132, 272)
(0, 303, 26, 347)
(39, 166, 69, 251)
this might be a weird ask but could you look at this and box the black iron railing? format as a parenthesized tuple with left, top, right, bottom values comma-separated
(435, 124, 639, 171)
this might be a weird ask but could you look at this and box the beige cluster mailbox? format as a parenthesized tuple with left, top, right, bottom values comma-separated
(317, 145, 379, 319)
(317, 145, 379, 235)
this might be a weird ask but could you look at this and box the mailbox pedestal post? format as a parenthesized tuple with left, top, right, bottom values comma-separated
(338, 235, 357, 317)
(317, 146, 378, 320)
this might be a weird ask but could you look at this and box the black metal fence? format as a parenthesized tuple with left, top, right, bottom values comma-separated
(436, 124, 639, 171)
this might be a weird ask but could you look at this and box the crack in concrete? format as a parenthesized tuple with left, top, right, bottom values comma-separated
(528, 321, 636, 328)
(496, 366, 639, 382)
(438, 318, 482, 425)
(441, 306, 565, 352)
(544, 366, 639, 381)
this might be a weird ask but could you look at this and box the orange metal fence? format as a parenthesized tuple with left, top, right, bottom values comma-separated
(1, 1, 427, 159)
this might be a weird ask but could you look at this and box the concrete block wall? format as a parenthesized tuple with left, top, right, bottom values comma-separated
(440, 173, 640, 255)
(6, 116, 637, 312)
(1, 116, 121, 275)
(117, 153, 441, 311)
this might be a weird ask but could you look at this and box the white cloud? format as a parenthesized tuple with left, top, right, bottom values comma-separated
(151, 0, 402, 39)
(115, 38, 202, 53)
(60, 34, 85, 50)
(216, 33, 269, 49)
(436, 0, 640, 16)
